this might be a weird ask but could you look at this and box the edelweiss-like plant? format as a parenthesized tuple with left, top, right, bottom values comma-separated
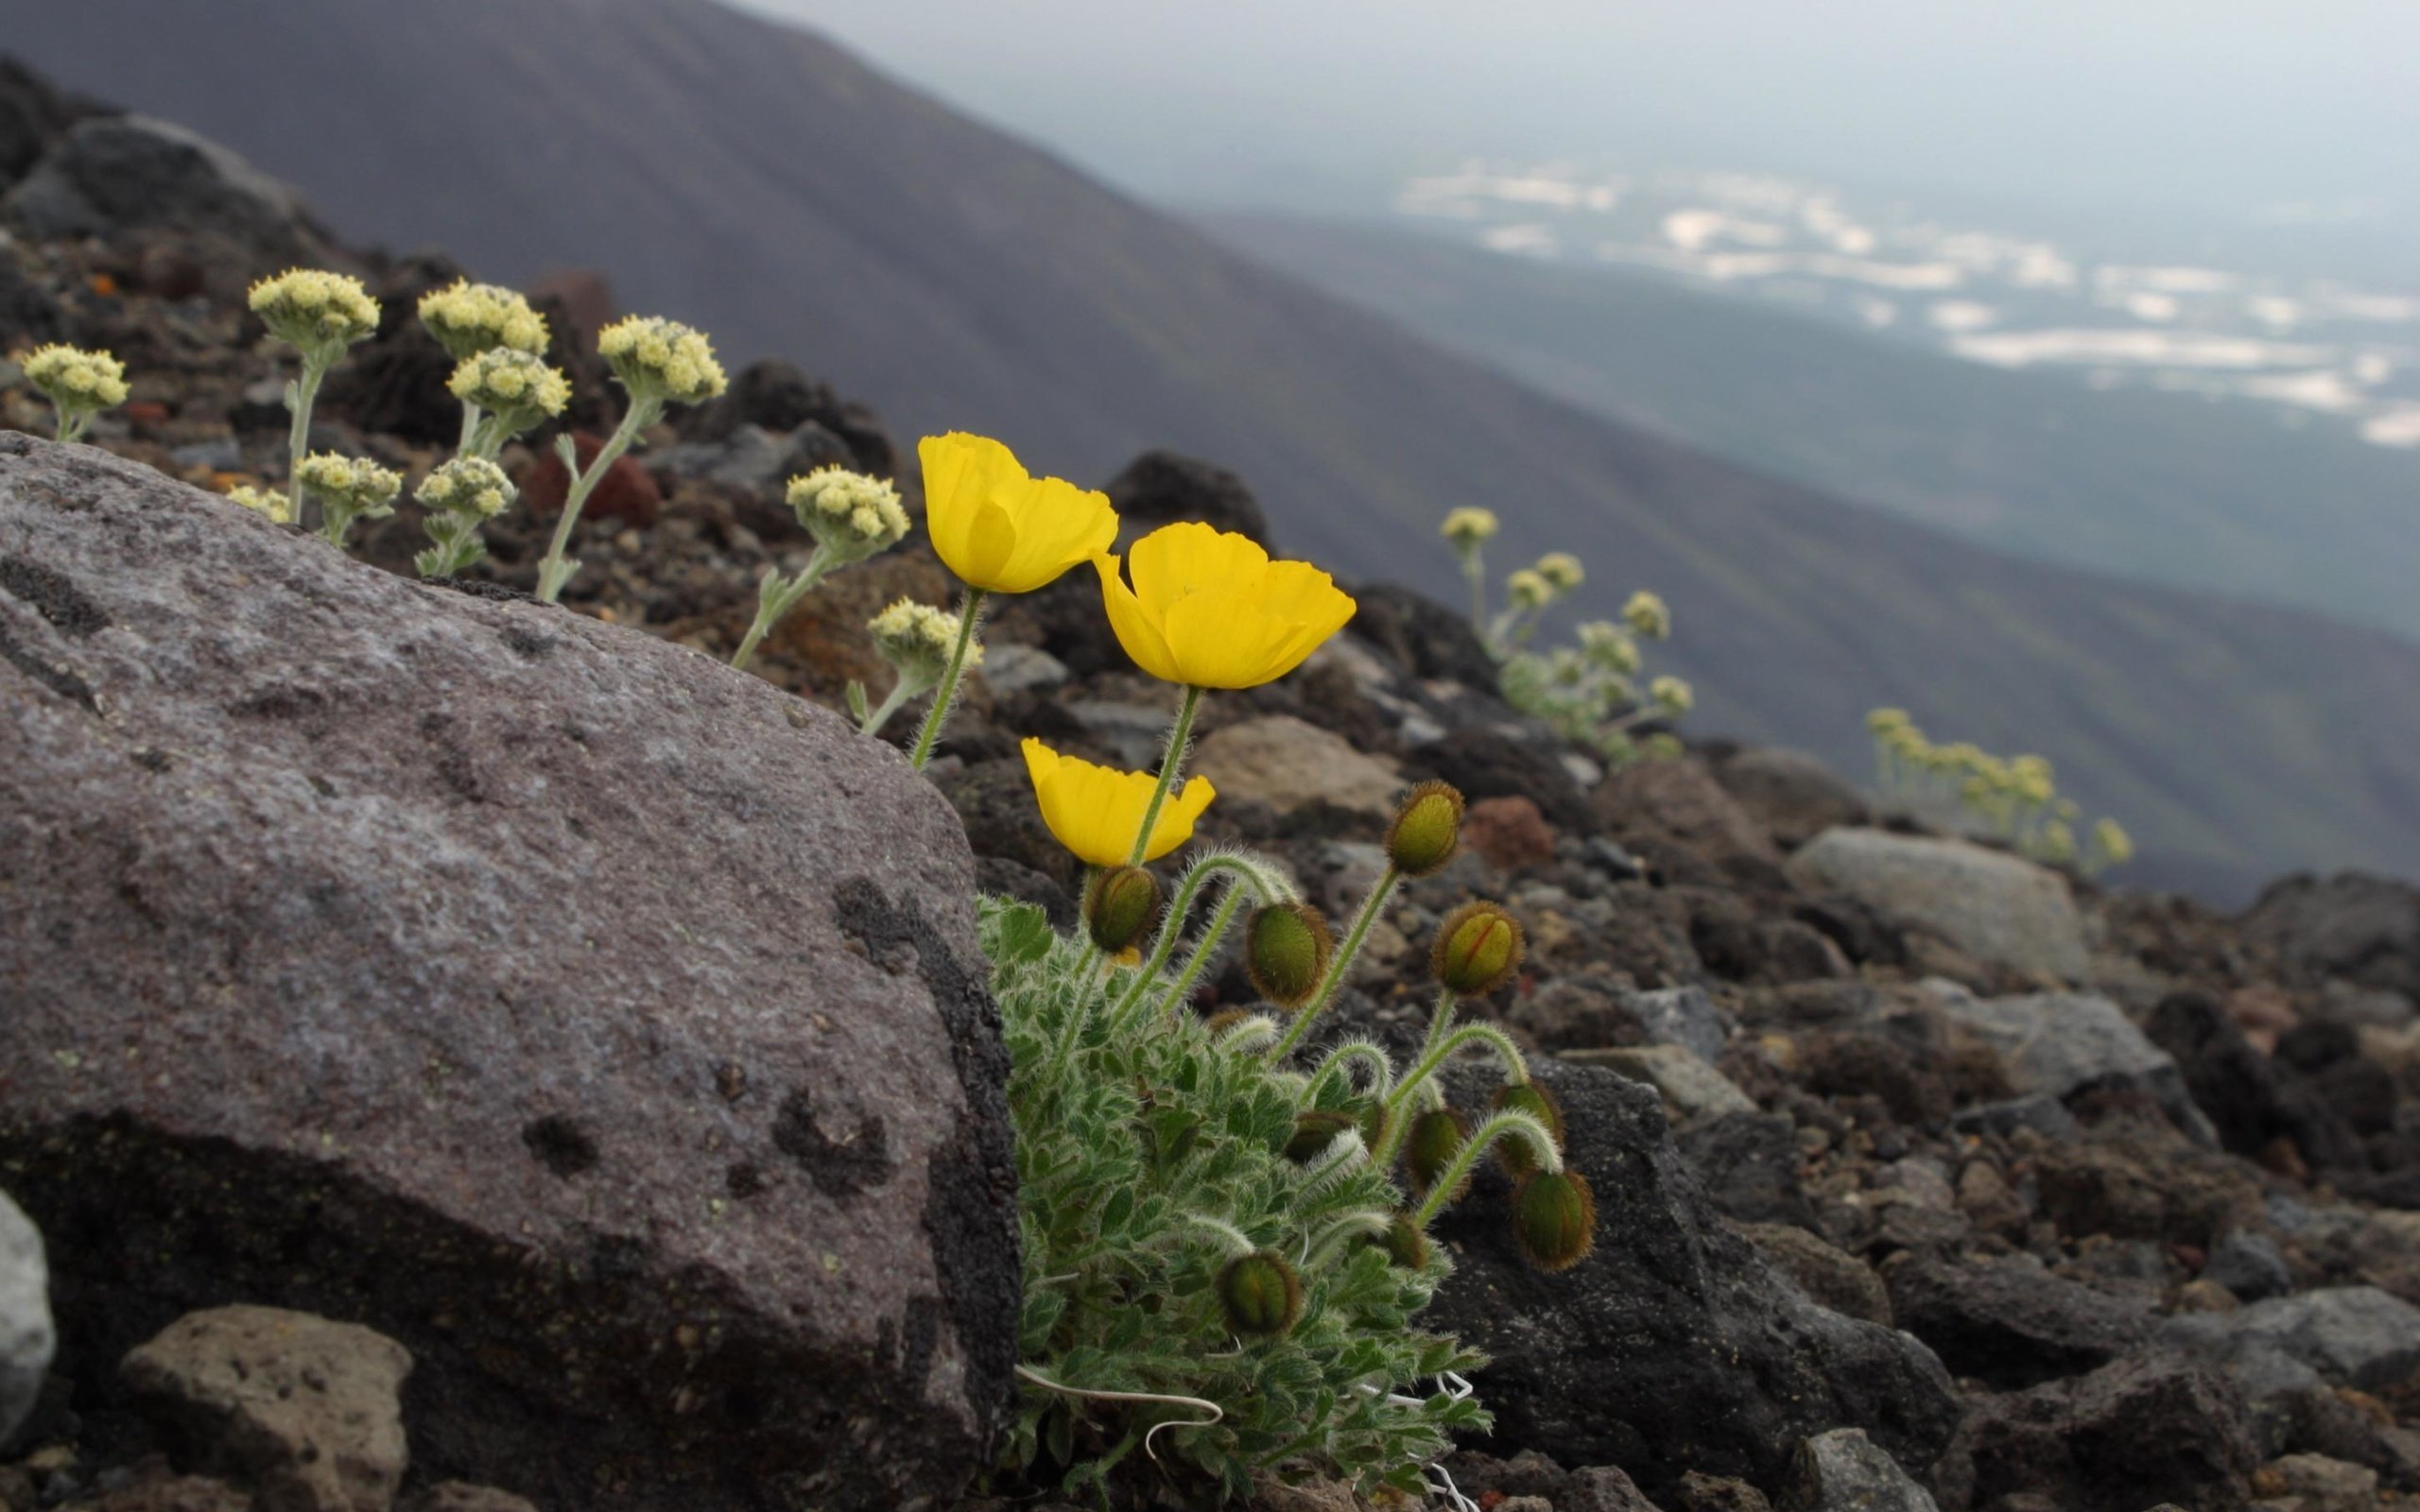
(418, 279, 550, 451)
(17, 343, 129, 442)
(1440, 506, 1499, 629)
(852, 598, 979, 736)
(1868, 709, 2135, 875)
(413, 456, 517, 576)
(535, 315, 728, 604)
(294, 453, 403, 547)
(224, 483, 294, 524)
(251, 268, 381, 526)
(729, 467, 911, 671)
(448, 348, 571, 461)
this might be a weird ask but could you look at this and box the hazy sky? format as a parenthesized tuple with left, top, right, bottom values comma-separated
(733, 0, 2420, 221)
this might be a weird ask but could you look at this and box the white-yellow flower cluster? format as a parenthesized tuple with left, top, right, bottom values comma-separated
(1440, 507, 1499, 549)
(1650, 675, 1694, 713)
(249, 268, 381, 354)
(449, 348, 571, 422)
(787, 466, 909, 563)
(1577, 619, 1642, 675)
(871, 597, 980, 673)
(1505, 567, 1551, 611)
(416, 456, 516, 520)
(1534, 552, 1584, 593)
(225, 483, 294, 525)
(20, 344, 130, 411)
(417, 280, 548, 360)
(1623, 590, 1671, 640)
(295, 453, 403, 511)
(596, 315, 727, 406)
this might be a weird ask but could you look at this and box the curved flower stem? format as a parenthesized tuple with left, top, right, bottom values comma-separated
(1409, 1109, 1563, 1228)
(1105, 851, 1290, 1030)
(1128, 684, 1204, 866)
(1305, 1209, 1393, 1269)
(284, 354, 329, 526)
(1266, 863, 1400, 1064)
(1308, 1040, 1395, 1106)
(455, 400, 483, 458)
(1149, 884, 1248, 1023)
(1381, 1022, 1532, 1160)
(730, 547, 834, 670)
(1416, 985, 1461, 1062)
(857, 673, 927, 737)
(908, 586, 986, 769)
(536, 397, 659, 604)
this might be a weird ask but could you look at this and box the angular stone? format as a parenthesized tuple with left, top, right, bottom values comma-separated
(1948, 1349, 2256, 1512)
(2160, 1288, 2420, 1398)
(398, 1486, 540, 1512)
(1429, 1062, 1958, 1499)
(1789, 830, 2085, 981)
(1785, 1428, 1939, 1512)
(1625, 986, 1730, 1063)
(0, 438, 1018, 1512)
(0, 1189, 51, 1446)
(1883, 1254, 2151, 1389)
(1101, 449, 1270, 547)
(2249, 1452, 2379, 1512)
(1594, 758, 1784, 890)
(1190, 714, 1404, 816)
(2242, 873, 2420, 1000)
(121, 1307, 410, 1512)
(1560, 1465, 1667, 1512)
(1711, 747, 1870, 850)
(2, 115, 324, 267)
(1568, 1044, 1756, 1118)
(1930, 986, 2218, 1144)
(1737, 1223, 1891, 1327)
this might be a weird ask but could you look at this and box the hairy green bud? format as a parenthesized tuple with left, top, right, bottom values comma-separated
(1246, 902, 1332, 1008)
(1401, 1107, 1473, 1202)
(1490, 1080, 1565, 1177)
(1285, 1109, 1358, 1165)
(1386, 781, 1465, 878)
(1512, 1169, 1597, 1273)
(1084, 866, 1162, 954)
(1431, 902, 1524, 998)
(1381, 1211, 1431, 1271)
(1217, 1249, 1304, 1338)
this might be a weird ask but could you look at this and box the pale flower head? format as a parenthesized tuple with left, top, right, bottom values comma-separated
(2092, 817, 2135, 866)
(19, 344, 130, 411)
(870, 597, 979, 679)
(416, 456, 517, 520)
(1623, 590, 1671, 640)
(224, 483, 294, 524)
(417, 279, 549, 360)
(1579, 620, 1641, 675)
(1534, 552, 1584, 593)
(249, 268, 381, 354)
(1651, 675, 1694, 714)
(596, 315, 727, 406)
(448, 348, 571, 425)
(1506, 568, 1551, 611)
(788, 466, 910, 565)
(1441, 507, 1499, 549)
(294, 453, 403, 514)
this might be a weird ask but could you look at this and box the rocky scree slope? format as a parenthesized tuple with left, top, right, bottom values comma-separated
(9, 14, 2420, 898)
(9, 60, 2420, 1512)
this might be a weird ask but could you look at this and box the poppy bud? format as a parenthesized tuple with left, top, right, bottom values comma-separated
(1386, 781, 1465, 878)
(1246, 902, 1332, 1007)
(1217, 1249, 1305, 1337)
(1490, 1081, 1565, 1177)
(1202, 1007, 1256, 1035)
(1285, 1109, 1358, 1164)
(1401, 1107, 1473, 1202)
(1512, 1169, 1597, 1273)
(1381, 1212, 1432, 1271)
(1431, 902, 1524, 997)
(1084, 866, 1162, 954)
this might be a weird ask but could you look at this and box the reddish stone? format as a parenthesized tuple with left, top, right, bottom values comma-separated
(1463, 795, 1557, 870)
(121, 401, 170, 428)
(518, 430, 661, 526)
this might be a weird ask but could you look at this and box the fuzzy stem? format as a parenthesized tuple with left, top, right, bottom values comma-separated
(908, 586, 986, 769)
(1127, 684, 1204, 867)
(1410, 1109, 1562, 1228)
(1150, 884, 1248, 1022)
(1305, 1210, 1394, 1269)
(536, 397, 657, 604)
(1309, 1041, 1395, 1106)
(1266, 863, 1400, 1064)
(455, 400, 482, 458)
(284, 354, 328, 527)
(1385, 1022, 1531, 1129)
(858, 675, 925, 737)
(1106, 852, 1290, 1030)
(730, 547, 834, 670)
(1461, 548, 1487, 635)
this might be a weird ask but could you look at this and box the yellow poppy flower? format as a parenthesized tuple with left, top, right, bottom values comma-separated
(919, 432, 1118, 594)
(1093, 523, 1357, 690)
(1023, 737, 1216, 868)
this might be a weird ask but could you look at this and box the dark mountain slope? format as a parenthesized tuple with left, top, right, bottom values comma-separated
(12, 0, 2420, 899)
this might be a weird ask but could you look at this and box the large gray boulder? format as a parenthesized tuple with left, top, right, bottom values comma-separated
(1430, 1062, 1960, 1500)
(0, 438, 1018, 1511)
(1789, 829, 2086, 981)
(0, 1190, 50, 1445)
(1, 113, 328, 266)
(1928, 985, 2220, 1145)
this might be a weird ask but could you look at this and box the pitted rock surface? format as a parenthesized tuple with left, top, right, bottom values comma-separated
(0, 438, 1018, 1512)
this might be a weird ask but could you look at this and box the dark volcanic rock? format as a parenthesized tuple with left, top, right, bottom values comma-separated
(2, 114, 331, 270)
(1883, 1254, 2152, 1389)
(1409, 726, 1595, 833)
(1347, 582, 1501, 695)
(1101, 449, 1270, 546)
(1595, 758, 1787, 891)
(0, 57, 100, 187)
(1678, 1112, 1819, 1228)
(675, 359, 895, 477)
(2243, 871, 2420, 999)
(1429, 1062, 1958, 1499)
(1709, 747, 1870, 851)
(0, 438, 1018, 1512)
(1945, 1349, 2257, 1512)
(2144, 990, 2363, 1170)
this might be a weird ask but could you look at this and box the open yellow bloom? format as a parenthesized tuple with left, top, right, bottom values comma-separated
(1023, 737, 1216, 868)
(920, 432, 1117, 593)
(1094, 523, 1357, 690)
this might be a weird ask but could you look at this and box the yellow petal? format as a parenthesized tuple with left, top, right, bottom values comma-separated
(1095, 552, 1186, 683)
(1141, 774, 1218, 862)
(920, 432, 1024, 587)
(1128, 522, 1270, 619)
